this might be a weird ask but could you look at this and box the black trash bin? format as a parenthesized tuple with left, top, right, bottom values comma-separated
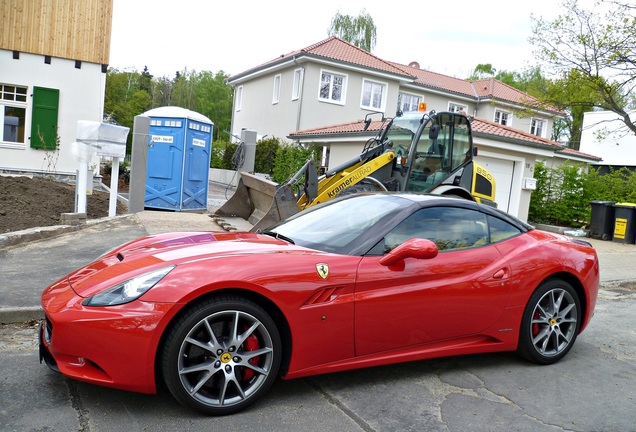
(612, 203, 636, 244)
(589, 200, 615, 240)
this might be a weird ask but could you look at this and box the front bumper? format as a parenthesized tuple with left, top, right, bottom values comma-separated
(40, 278, 176, 394)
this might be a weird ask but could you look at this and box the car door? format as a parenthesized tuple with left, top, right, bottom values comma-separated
(354, 206, 512, 357)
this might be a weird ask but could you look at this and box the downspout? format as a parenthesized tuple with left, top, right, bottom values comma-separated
(226, 80, 236, 142)
(293, 56, 305, 132)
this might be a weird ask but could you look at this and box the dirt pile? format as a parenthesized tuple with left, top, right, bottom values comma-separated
(0, 175, 125, 234)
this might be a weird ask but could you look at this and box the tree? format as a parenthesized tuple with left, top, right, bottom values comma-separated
(530, 0, 636, 137)
(104, 67, 233, 152)
(328, 9, 377, 52)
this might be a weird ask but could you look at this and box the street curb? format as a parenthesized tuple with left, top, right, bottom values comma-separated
(0, 307, 42, 324)
(0, 213, 138, 249)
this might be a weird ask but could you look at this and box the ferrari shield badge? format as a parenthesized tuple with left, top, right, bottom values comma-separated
(316, 263, 329, 279)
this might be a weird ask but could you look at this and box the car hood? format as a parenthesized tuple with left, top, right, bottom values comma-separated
(67, 231, 309, 297)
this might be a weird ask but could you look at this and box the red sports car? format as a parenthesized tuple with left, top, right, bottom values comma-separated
(40, 193, 599, 415)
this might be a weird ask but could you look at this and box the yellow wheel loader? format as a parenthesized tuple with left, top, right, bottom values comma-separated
(213, 109, 496, 232)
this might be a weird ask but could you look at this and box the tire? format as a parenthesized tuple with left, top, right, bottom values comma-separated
(161, 296, 281, 415)
(337, 181, 383, 197)
(517, 279, 581, 365)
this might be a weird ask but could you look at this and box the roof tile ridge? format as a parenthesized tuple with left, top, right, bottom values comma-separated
(316, 37, 412, 76)
(301, 35, 339, 53)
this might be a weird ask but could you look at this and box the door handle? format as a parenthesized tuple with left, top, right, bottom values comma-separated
(493, 268, 507, 279)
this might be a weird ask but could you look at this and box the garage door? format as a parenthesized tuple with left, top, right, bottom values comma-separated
(476, 157, 515, 213)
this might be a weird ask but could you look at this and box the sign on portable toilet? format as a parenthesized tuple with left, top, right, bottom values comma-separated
(142, 107, 213, 211)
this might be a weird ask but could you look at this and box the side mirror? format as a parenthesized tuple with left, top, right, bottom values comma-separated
(379, 238, 439, 267)
(363, 117, 372, 131)
(429, 124, 441, 140)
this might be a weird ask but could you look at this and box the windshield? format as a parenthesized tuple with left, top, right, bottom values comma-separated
(405, 112, 473, 193)
(268, 194, 406, 253)
(383, 112, 426, 163)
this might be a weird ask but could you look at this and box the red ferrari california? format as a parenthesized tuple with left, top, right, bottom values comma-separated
(40, 193, 599, 415)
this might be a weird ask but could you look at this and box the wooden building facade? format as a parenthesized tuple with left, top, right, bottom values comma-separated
(0, 0, 114, 176)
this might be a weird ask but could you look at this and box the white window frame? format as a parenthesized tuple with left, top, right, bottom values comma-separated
(448, 102, 468, 113)
(360, 78, 387, 111)
(292, 68, 303, 101)
(272, 74, 281, 104)
(235, 86, 243, 112)
(0, 83, 28, 148)
(397, 92, 423, 113)
(530, 118, 547, 138)
(494, 109, 512, 126)
(318, 69, 347, 105)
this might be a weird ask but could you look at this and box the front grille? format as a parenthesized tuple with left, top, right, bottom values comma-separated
(43, 317, 53, 344)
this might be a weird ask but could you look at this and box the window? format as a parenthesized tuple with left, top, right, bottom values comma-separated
(235, 86, 243, 111)
(319, 70, 346, 104)
(397, 93, 422, 112)
(1, 84, 27, 145)
(361, 79, 386, 110)
(272, 74, 281, 104)
(487, 214, 522, 243)
(384, 207, 489, 252)
(448, 102, 467, 113)
(531, 118, 546, 137)
(292, 68, 303, 100)
(494, 109, 511, 126)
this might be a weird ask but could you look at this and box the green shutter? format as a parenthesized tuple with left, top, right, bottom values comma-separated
(30, 87, 59, 150)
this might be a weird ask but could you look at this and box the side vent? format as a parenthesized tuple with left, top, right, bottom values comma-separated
(304, 286, 344, 306)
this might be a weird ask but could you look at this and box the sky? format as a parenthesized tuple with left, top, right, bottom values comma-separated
(109, 0, 574, 80)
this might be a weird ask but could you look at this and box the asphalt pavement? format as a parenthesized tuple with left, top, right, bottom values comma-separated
(1, 181, 636, 324)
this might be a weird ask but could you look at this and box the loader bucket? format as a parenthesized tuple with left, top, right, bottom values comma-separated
(213, 172, 299, 232)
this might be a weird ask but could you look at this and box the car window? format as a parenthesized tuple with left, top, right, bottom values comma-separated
(487, 214, 522, 243)
(384, 207, 489, 252)
(271, 194, 406, 252)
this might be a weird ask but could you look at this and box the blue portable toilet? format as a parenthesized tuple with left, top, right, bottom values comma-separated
(143, 107, 213, 211)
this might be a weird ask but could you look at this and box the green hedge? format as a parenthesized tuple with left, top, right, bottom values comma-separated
(211, 137, 321, 187)
(529, 161, 636, 227)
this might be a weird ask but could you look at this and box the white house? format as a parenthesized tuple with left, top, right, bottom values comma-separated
(226, 37, 601, 221)
(0, 0, 113, 178)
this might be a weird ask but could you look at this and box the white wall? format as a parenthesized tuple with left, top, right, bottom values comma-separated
(580, 110, 636, 166)
(0, 50, 106, 175)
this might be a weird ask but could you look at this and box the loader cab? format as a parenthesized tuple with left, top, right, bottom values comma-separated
(382, 111, 474, 194)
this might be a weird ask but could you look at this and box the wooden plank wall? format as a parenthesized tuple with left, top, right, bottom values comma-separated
(1, 0, 113, 65)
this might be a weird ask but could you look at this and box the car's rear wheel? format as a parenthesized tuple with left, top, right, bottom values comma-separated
(336, 180, 385, 197)
(518, 279, 581, 364)
(161, 296, 281, 415)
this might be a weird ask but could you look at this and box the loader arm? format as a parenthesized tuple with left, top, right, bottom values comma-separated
(297, 151, 395, 209)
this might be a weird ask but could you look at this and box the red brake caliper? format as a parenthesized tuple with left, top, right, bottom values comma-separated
(242, 327, 260, 381)
(532, 311, 540, 336)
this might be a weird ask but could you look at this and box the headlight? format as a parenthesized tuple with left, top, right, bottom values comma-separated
(83, 265, 175, 307)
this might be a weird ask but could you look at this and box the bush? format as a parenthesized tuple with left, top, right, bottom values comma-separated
(255, 137, 281, 176)
(272, 143, 320, 185)
(210, 139, 237, 170)
(529, 161, 636, 227)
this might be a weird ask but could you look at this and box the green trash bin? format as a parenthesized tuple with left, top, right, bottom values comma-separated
(612, 203, 636, 244)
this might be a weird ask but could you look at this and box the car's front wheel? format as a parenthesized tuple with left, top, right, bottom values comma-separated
(518, 279, 582, 364)
(161, 296, 281, 415)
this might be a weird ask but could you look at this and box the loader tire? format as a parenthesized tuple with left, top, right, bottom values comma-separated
(337, 182, 383, 197)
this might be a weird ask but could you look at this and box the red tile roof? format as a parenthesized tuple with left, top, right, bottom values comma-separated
(229, 36, 563, 113)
